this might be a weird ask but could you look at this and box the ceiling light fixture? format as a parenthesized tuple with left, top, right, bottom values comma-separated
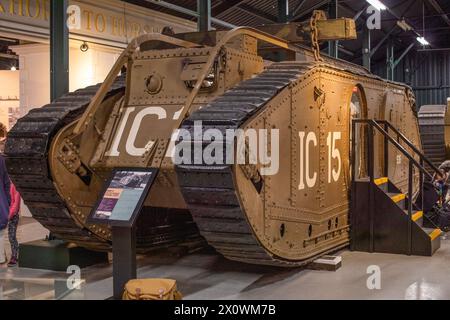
(416, 36, 429, 46)
(366, 0, 387, 11)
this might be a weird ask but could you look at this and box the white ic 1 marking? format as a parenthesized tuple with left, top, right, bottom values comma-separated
(107, 106, 184, 157)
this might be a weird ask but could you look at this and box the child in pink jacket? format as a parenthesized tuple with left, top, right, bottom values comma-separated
(8, 183, 20, 267)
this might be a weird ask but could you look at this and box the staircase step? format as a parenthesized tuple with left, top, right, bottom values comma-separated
(428, 228, 442, 241)
(374, 177, 388, 186)
(389, 193, 406, 203)
(412, 211, 423, 222)
(374, 177, 389, 192)
(428, 228, 442, 256)
(403, 210, 424, 222)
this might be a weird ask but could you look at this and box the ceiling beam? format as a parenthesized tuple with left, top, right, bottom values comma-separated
(237, 3, 278, 23)
(353, 6, 367, 22)
(212, 0, 248, 17)
(290, 0, 307, 19)
(425, 0, 450, 28)
(417, 47, 450, 52)
(338, 45, 355, 57)
(398, 0, 416, 17)
(235, 7, 273, 24)
(290, 0, 329, 22)
(370, 28, 396, 57)
(393, 42, 415, 68)
(144, 0, 236, 29)
(324, 43, 355, 57)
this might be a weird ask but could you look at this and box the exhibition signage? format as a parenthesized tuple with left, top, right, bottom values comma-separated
(89, 168, 158, 300)
(90, 168, 157, 226)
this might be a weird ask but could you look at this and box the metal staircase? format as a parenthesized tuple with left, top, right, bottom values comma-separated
(351, 119, 442, 256)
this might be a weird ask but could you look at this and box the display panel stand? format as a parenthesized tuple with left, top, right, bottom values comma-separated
(88, 168, 158, 300)
(112, 226, 137, 300)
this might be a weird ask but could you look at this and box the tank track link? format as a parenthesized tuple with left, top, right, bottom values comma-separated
(418, 105, 447, 169)
(6, 75, 201, 252)
(177, 62, 346, 267)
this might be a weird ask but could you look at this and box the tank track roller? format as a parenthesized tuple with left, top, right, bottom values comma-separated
(6, 76, 201, 251)
(177, 62, 348, 267)
(418, 105, 447, 167)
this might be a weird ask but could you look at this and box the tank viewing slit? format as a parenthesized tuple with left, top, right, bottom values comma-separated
(5, 13, 422, 266)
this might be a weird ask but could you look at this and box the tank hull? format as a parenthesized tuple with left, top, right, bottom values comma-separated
(5, 28, 421, 265)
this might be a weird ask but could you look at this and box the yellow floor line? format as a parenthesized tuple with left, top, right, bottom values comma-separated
(430, 229, 442, 241)
(391, 194, 406, 203)
(374, 177, 388, 186)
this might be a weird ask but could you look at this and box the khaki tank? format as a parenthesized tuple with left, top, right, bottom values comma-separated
(5, 12, 421, 266)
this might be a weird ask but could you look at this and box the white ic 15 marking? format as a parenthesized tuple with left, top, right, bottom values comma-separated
(327, 132, 342, 184)
(298, 131, 342, 190)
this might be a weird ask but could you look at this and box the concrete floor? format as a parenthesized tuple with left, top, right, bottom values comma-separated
(1, 219, 450, 300)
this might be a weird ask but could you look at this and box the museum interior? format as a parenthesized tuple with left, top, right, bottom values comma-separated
(1, 0, 450, 302)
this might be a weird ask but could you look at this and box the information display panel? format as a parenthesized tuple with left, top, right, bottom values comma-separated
(89, 168, 158, 227)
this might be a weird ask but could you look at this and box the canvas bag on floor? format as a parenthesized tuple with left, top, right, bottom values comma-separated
(123, 279, 182, 300)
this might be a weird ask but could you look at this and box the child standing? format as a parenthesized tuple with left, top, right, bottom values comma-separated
(0, 129, 10, 266)
(8, 183, 20, 267)
(0, 154, 11, 266)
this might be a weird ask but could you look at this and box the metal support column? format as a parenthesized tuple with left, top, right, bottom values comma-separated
(112, 226, 137, 300)
(278, 0, 289, 23)
(50, 0, 69, 102)
(386, 38, 394, 81)
(383, 122, 389, 178)
(370, 28, 395, 58)
(362, 25, 371, 71)
(407, 161, 413, 256)
(328, 0, 338, 58)
(350, 120, 357, 251)
(197, 0, 211, 32)
(368, 125, 375, 253)
(393, 43, 415, 81)
(404, 54, 411, 84)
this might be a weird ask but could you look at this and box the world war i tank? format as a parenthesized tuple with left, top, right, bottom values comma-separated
(5, 11, 422, 266)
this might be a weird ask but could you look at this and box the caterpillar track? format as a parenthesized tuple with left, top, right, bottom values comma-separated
(418, 105, 449, 168)
(5, 75, 201, 252)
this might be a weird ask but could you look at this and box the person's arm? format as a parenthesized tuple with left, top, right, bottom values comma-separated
(9, 184, 20, 220)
